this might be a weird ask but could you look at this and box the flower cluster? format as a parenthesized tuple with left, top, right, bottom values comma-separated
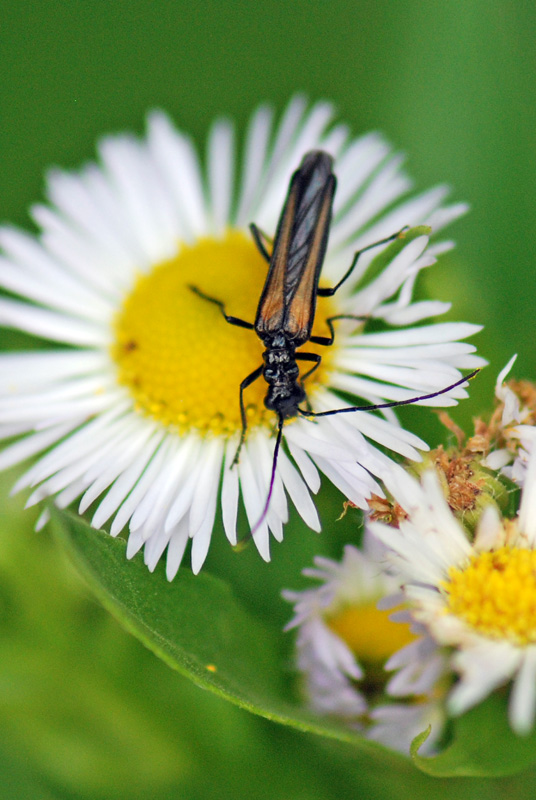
(481, 355, 536, 485)
(285, 363, 536, 750)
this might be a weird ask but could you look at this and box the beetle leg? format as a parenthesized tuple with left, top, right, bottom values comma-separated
(249, 223, 272, 263)
(296, 351, 322, 382)
(189, 286, 254, 329)
(295, 352, 322, 413)
(309, 314, 369, 347)
(317, 227, 407, 297)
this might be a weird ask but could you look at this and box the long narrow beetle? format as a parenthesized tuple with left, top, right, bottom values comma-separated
(190, 151, 478, 532)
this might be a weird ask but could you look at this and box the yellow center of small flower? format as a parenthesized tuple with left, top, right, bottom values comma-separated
(112, 231, 334, 436)
(444, 547, 536, 645)
(328, 602, 416, 664)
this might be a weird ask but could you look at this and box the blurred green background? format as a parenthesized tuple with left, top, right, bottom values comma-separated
(2, 1, 536, 798)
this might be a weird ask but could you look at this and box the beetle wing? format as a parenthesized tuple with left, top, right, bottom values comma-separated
(254, 171, 298, 336)
(284, 163, 335, 343)
(255, 151, 336, 342)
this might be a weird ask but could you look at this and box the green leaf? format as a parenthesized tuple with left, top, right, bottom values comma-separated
(50, 508, 391, 751)
(0, 735, 61, 800)
(412, 694, 536, 777)
(53, 508, 536, 783)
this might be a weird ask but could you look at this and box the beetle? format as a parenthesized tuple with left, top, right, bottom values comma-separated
(190, 150, 477, 532)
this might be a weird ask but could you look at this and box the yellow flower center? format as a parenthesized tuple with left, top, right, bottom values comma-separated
(328, 602, 416, 664)
(444, 547, 536, 645)
(112, 231, 335, 437)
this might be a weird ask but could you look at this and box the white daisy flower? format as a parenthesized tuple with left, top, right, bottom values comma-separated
(283, 541, 447, 752)
(483, 356, 536, 485)
(0, 97, 484, 577)
(370, 452, 536, 735)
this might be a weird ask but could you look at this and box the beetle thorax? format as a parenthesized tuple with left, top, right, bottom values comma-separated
(261, 335, 305, 417)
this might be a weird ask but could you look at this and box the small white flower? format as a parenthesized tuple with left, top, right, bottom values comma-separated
(484, 355, 536, 485)
(505, 429, 536, 486)
(371, 451, 536, 735)
(0, 97, 484, 576)
(283, 542, 446, 752)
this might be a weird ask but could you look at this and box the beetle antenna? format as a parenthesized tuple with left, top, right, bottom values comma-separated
(234, 414, 285, 552)
(298, 369, 480, 419)
(250, 412, 285, 537)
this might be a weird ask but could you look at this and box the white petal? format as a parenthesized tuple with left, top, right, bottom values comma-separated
(312, 454, 373, 509)
(144, 524, 173, 572)
(165, 521, 190, 580)
(425, 202, 469, 232)
(285, 439, 321, 492)
(0, 421, 76, 471)
(33, 204, 132, 294)
(221, 439, 240, 545)
(449, 642, 521, 715)
(238, 444, 270, 561)
(164, 448, 207, 532)
(509, 647, 536, 735)
(207, 119, 234, 235)
(473, 506, 503, 552)
(518, 449, 536, 543)
(277, 448, 320, 531)
(129, 436, 198, 533)
(189, 437, 224, 535)
(0, 350, 107, 392)
(333, 133, 391, 212)
(91, 431, 164, 528)
(0, 254, 112, 322)
(110, 438, 173, 536)
(0, 298, 107, 346)
(332, 156, 411, 249)
(355, 322, 483, 347)
(78, 421, 157, 513)
(190, 493, 218, 575)
(146, 111, 207, 240)
(235, 104, 274, 226)
(97, 135, 176, 263)
(44, 165, 139, 264)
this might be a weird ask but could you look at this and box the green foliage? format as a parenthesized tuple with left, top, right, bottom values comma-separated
(50, 508, 383, 748)
(412, 696, 536, 777)
(52, 507, 536, 786)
